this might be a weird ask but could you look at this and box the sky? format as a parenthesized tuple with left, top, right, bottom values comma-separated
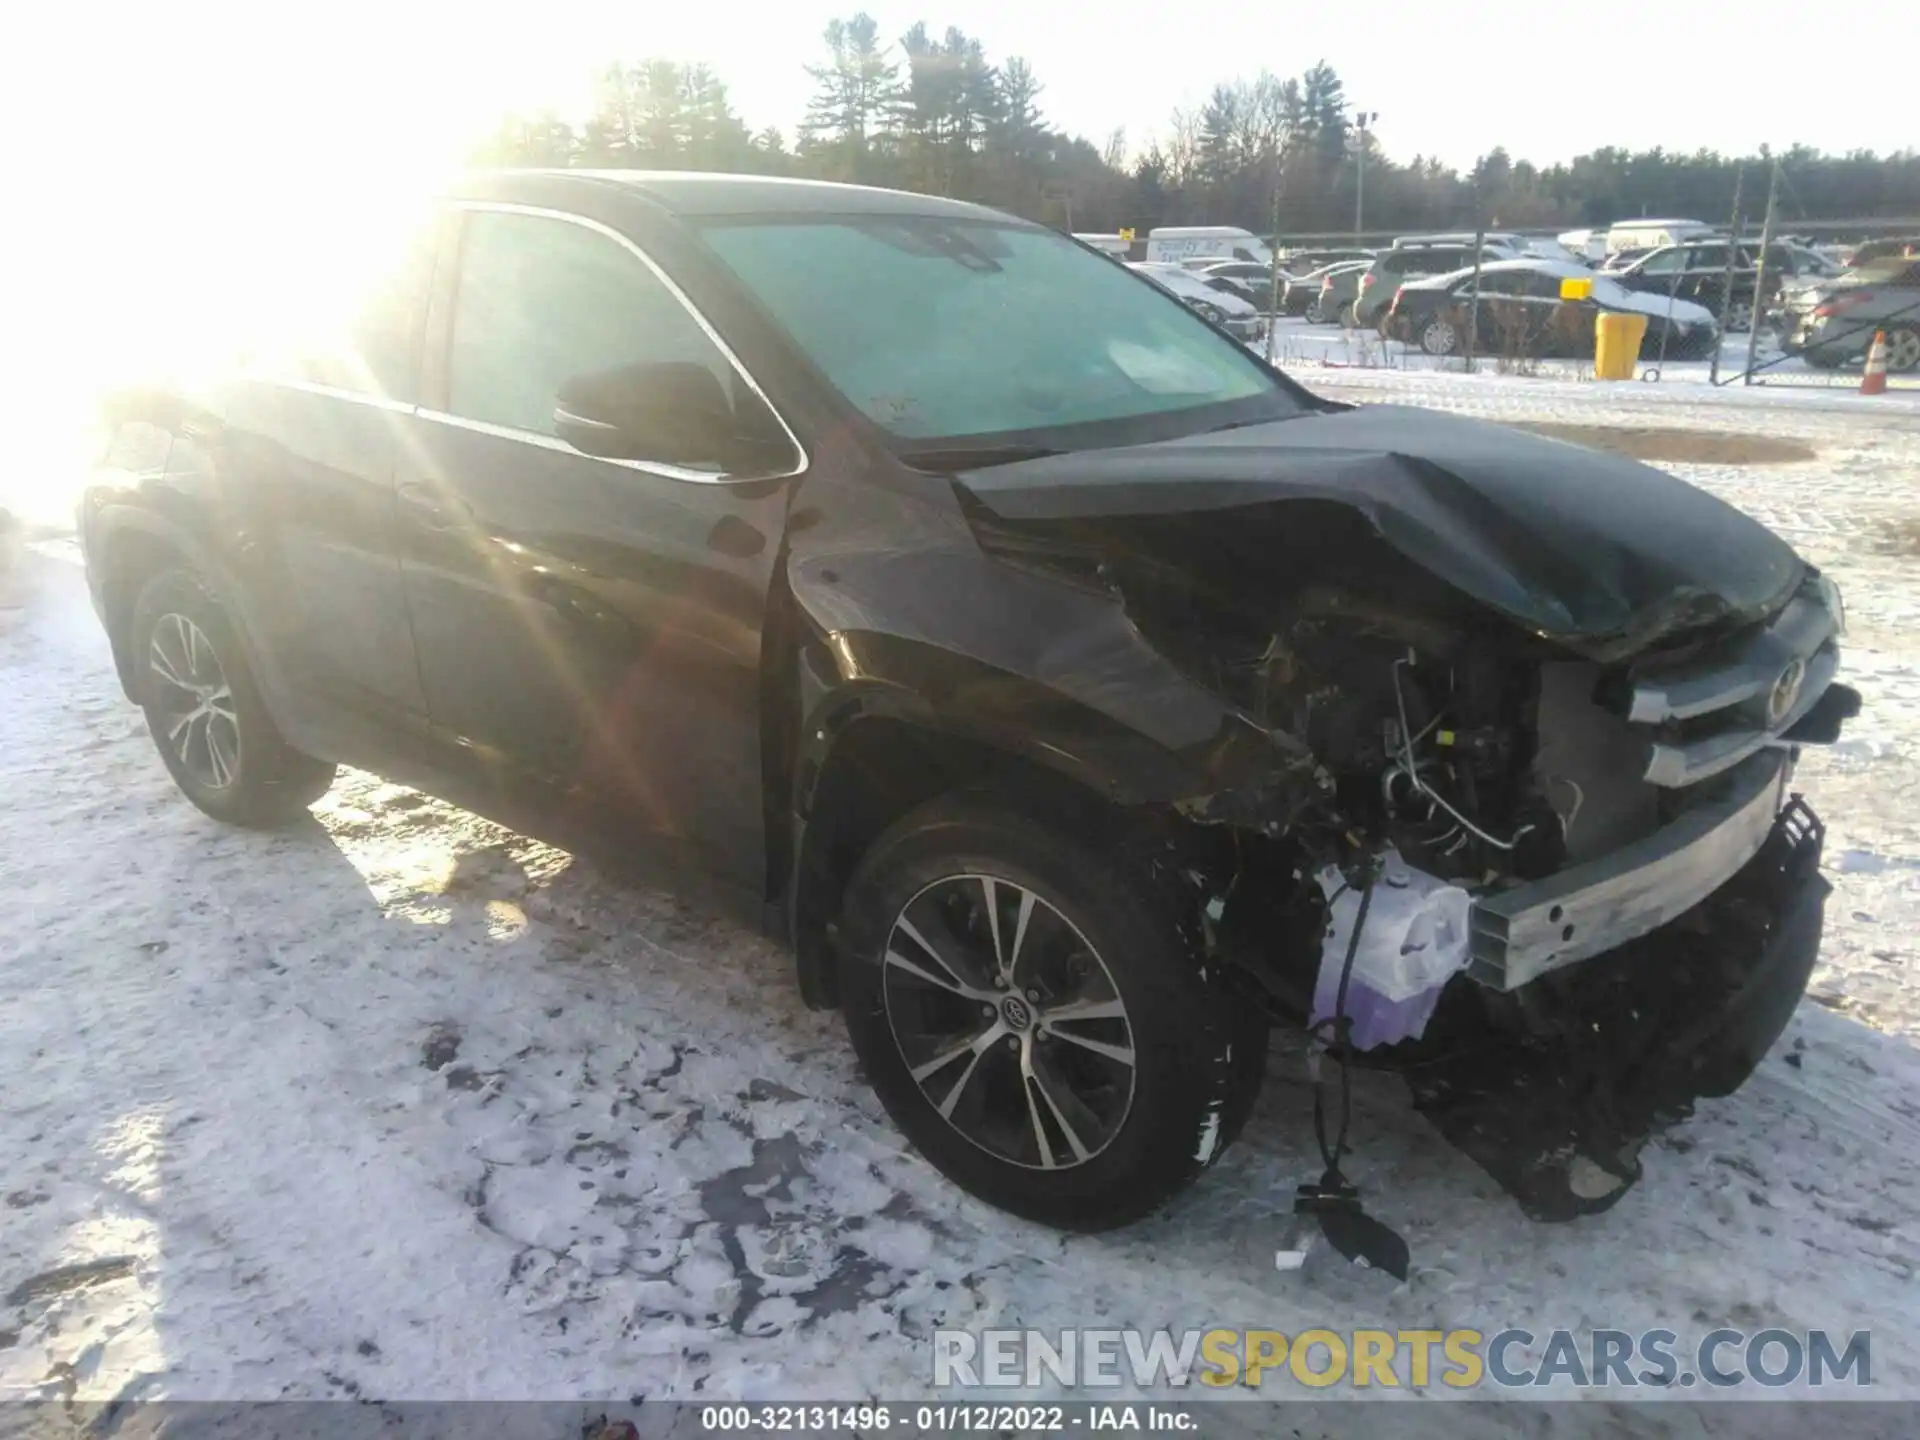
(0, 0, 1901, 459)
(547, 0, 1903, 169)
(9, 0, 1895, 187)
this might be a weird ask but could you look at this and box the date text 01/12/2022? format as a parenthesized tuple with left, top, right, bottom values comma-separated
(696, 1404, 1200, 1431)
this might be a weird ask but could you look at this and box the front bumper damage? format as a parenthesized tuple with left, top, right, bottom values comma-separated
(1411, 794, 1828, 1221)
(1469, 749, 1795, 992)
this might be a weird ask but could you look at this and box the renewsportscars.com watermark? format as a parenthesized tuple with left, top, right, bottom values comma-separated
(933, 1327, 1873, 1391)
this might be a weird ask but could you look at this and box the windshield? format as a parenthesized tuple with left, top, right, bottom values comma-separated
(700, 216, 1299, 451)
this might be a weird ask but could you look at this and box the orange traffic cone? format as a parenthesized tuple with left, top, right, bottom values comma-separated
(1861, 330, 1889, 395)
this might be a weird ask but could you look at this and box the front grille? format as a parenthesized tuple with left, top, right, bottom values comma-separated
(1624, 581, 1841, 788)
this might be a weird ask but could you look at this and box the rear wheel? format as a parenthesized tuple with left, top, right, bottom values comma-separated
(837, 792, 1265, 1230)
(1419, 317, 1460, 356)
(1884, 326, 1920, 374)
(130, 569, 337, 827)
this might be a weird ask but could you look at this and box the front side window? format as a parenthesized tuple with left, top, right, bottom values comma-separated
(701, 216, 1296, 448)
(1639, 249, 1686, 275)
(446, 210, 737, 439)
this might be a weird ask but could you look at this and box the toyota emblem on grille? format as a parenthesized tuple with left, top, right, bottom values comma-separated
(1767, 658, 1807, 727)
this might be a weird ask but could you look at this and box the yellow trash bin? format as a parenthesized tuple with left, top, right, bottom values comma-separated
(1593, 311, 1649, 380)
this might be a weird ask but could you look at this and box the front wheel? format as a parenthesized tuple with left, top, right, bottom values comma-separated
(837, 792, 1266, 1230)
(130, 568, 338, 827)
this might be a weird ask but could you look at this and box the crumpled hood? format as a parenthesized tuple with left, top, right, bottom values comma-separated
(957, 405, 1805, 657)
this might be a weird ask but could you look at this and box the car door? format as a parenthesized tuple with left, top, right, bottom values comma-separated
(210, 203, 442, 746)
(396, 202, 803, 883)
(1469, 271, 1537, 352)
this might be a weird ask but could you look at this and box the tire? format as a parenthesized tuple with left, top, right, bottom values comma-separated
(837, 791, 1266, 1231)
(1884, 326, 1920, 375)
(1419, 317, 1459, 356)
(129, 568, 337, 827)
(1305, 298, 1328, 324)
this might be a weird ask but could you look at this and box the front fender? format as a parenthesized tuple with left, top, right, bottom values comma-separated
(793, 630, 1277, 810)
(85, 500, 297, 731)
(776, 459, 1301, 1010)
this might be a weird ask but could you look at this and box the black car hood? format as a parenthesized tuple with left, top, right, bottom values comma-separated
(956, 405, 1804, 657)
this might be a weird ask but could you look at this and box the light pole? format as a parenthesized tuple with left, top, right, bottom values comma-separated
(1349, 111, 1378, 241)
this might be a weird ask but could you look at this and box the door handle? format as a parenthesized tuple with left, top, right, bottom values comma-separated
(396, 482, 474, 531)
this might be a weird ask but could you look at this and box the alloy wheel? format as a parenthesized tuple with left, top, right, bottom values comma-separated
(882, 874, 1136, 1171)
(1886, 328, 1920, 373)
(1422, 319, 1458, 355)
(148, 612, 240, 789)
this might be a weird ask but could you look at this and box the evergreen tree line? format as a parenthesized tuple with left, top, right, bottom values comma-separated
(476, 16, 1920, 236)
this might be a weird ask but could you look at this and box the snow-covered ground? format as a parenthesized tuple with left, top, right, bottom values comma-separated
(5, 374, 1920, 1431)
(1261, 314, 1920, 394)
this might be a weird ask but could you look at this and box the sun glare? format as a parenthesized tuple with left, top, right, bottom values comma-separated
(4, 3, 570, 520)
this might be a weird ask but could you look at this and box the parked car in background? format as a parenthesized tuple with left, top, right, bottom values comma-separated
(1144, 225, 1274, 267)
(1384, 259, 1720, 359)
(1195, 259, 1281, 308)
(1280, 259, 1368, 320)
(1277, 245, 1374, 273)
(1604, 241, 1761, 329)
(1846, 235, 1920, 267)
(1558, 228, 1607, 263)
(1518, 236, 1590, 267)
(1073, 232, 1134, 261)
(1353, 240, 1513, 328)
(1393, 231, 1529, 259)
(1770, 242, 1851, 317)
(1304, 260, 1372, 324)
(1782, 257, 1920, 371)
(1129, 261, 1264, 338)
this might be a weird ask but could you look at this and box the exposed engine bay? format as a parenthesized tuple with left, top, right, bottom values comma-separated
(962, 494, 1856, 1253)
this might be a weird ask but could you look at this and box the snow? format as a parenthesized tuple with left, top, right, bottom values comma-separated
(6, 373, 1920, 1422)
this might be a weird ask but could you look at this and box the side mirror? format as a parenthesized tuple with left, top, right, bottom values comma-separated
(553, 362, 792, 475)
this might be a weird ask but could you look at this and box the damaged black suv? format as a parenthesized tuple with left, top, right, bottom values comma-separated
(84, 172, 1857, 1241)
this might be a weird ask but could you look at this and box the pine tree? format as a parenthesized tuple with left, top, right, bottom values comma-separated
(634, 60, 688, 164)
(801, 14, 899, 181)
(683, 64, 752, 169)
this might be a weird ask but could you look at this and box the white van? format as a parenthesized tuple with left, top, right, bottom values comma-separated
(1603, 219, 1717, 255)
(1144, 226, 1274, 268)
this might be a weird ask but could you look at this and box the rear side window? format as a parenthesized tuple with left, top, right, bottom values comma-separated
(445, 209, 736, 438)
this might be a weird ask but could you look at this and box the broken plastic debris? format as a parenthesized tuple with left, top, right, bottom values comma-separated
(1274, 1214, 1316, 1271)
(1310, 848, 1472, 1050)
